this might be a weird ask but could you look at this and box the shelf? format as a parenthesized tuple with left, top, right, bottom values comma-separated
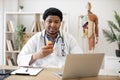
(6, 32, 14, 33)
(4, 12, 44, 66)
(6, 51, 20, 53)
(6, 32, 37, 34)
(5, 12, 42, 15)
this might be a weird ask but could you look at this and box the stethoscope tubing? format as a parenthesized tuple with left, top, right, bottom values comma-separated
(42, 30, 66, 56)
(43, 31, 64, 46)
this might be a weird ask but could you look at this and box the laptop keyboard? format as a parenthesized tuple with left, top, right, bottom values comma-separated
(56, 72, 63, 76)
(54, 71, 63, 78)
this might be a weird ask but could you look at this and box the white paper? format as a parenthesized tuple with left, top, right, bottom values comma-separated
(11, 67, 43, 76)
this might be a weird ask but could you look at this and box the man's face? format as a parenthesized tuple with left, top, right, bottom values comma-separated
(44, 15, 61, 35)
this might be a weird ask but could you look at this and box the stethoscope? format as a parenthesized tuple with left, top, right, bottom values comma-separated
(43, 31, 66, 56)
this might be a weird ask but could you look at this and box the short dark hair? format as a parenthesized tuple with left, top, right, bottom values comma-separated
(43, 7, 63, 21)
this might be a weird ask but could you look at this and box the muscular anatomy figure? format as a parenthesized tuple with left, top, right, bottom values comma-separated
(88, 2, 98, 53)
(82, 2, 99, 53)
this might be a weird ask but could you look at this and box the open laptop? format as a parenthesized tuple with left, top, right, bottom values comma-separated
(54, 53, 104, 79)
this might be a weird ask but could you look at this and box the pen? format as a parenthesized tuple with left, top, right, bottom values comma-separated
(25, 68, 28, 72)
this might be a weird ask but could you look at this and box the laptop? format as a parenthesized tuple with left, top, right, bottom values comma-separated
(54, 53, 104, 79)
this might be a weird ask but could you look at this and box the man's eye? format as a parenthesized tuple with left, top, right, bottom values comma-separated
(55, 22, 59, 24)
(47, 21, 52, 23)
(55, 21, 60, 24)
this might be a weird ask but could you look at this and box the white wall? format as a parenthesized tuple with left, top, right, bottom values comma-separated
(0, 0, 18, 65)
(0, 0, 120, 64)
(0, 0, 3, 65)
(0, 0, 5, 65)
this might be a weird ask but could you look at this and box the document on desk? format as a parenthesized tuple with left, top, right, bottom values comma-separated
(11, 67, 43, 76)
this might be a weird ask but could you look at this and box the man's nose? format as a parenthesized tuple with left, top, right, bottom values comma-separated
(51, 22, 56, 27)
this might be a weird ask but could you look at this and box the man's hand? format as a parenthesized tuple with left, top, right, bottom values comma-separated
(36, 41, 53, 58)
(30, 41, 53, 65)
(39, 41, 53, 58)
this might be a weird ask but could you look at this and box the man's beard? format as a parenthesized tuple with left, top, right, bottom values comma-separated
(47, 31, 59, 36)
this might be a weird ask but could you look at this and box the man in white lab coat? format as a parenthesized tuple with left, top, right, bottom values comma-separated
(17, 7, 82, 68)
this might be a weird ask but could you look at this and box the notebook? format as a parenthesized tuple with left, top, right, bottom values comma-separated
(11, 67, 43, 76)
(54, 53, 104, 79)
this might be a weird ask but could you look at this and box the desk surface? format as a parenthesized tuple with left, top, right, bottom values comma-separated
(0, 65, 120, 80)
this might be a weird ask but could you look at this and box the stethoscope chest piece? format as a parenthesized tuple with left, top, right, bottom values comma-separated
(54, 42, 66, 57)
(61, 43, 66, 56)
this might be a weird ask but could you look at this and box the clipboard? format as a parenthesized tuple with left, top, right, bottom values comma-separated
(11, 67, 43, 76)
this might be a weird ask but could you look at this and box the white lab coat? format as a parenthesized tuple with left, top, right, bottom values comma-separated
(17, 30, 83, 68)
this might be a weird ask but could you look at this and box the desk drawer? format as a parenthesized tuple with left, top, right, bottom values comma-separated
(105, 57, 120, 69)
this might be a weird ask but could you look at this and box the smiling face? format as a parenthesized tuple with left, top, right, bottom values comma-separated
(44, 15, 61, 37)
